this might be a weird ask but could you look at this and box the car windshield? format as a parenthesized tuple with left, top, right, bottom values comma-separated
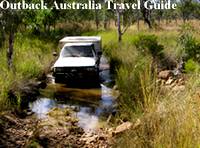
(61, 45, 94, 57)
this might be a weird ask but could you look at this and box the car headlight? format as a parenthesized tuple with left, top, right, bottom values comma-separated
(70, 68, 77, 72)
(55, 67, 63, 72)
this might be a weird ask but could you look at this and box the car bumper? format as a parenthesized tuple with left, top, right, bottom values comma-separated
(53, 67, 99, 79)
(54, 71, 98, 78)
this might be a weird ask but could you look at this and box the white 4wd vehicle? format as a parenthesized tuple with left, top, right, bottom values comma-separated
(52, 36, 102, 83)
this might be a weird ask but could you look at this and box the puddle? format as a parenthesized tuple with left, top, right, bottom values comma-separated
(29, 56, 116, 132)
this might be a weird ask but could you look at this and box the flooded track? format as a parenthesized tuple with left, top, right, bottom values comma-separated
(29, 56, 117, 132)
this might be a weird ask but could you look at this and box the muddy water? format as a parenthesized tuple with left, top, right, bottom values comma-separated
(29, 56, 117, 132)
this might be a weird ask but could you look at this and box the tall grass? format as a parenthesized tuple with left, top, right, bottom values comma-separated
(114, 74, 200, 147)
(0, 33, 56, 111)
(108, 41, 200, 147)
(94, 22, 200, 147)
(102, 35, 161, 118)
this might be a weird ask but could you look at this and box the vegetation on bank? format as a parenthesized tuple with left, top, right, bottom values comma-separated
(0, 33, 56, 111)
(94, 22, 200, 147)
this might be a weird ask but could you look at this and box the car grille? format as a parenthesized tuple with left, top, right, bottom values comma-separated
(56, 67, 95, 73)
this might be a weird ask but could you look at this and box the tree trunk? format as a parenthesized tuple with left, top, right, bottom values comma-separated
(137, 19, 140, 31)
(117, 10, 122, 42)
(141, 0, 152, 29)
(7, 30, 14, 70)
(94, 1, 99, 30)
(104, 19, 107, 30)
(0, 30, 5, 48)
(95, 10, 99, 30)
(53, 22, 56, 31)
(44, 24, 47, 32)
(103, 4, 107, 30)
(143, 16, 152, 29)
(47, 24, 50, 32)
(137, 11, 140, 31)
(175, 18, 177, 25)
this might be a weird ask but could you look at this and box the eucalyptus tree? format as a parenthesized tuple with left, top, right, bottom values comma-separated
(105, 0, 136, 42)
(193, 2, 200, 20)
(178, 0, 196, 22)
(0, 8, 22, 69)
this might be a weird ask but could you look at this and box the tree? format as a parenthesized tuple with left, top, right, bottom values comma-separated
(0, 9, 22, 69)
(178, 0, 196, 22)
(110, 0, 135, 42)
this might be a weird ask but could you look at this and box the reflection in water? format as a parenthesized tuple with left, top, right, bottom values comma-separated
(76, 107, 99, 132)
(29, 84, 115, 132)
(30, 98, 56, 118)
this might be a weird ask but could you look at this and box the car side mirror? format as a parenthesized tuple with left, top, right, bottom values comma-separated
(53, 52, 58, 57)
(97, 51, 102, 56)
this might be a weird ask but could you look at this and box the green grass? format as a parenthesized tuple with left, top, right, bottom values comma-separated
(86, 23, 200, 147)
(114, 75, 200, 148)
(0, 33, 56, 111)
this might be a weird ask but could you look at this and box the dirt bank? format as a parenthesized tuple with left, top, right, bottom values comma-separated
(0, 112, 37, 147)
(0, 108, 112, 148)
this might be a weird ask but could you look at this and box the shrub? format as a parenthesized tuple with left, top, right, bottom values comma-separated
(180, 35, 200, 62)
(179, 24, 200, 62)
(184, 59, 200, 73)
(134, 34, 164, 57)
(133, 34, 177, 71)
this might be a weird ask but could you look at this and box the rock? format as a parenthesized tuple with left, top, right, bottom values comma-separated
(172, 85, 185, 92)
(114, 122, 133, 135)
(27, 131, 33, 137)
(26, 111, 34, 116)
(133, 119, 141, 129)
(158, 70, 173, 80)
(178, 78, 185, 85)
(3, 115, 18, 125)
(98, 135, 106, 140)
(107, 128, 114, 137)
(36, 81, 47, 89)
(106, 114, 112, 123)
(81, 135, 98, 144)
(172, 69, 182, 76)
(16, 140, 23, 145)
(113, 85, 118, 90)
(83, 132, 93, 138)
(165, 77, 174, 85)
